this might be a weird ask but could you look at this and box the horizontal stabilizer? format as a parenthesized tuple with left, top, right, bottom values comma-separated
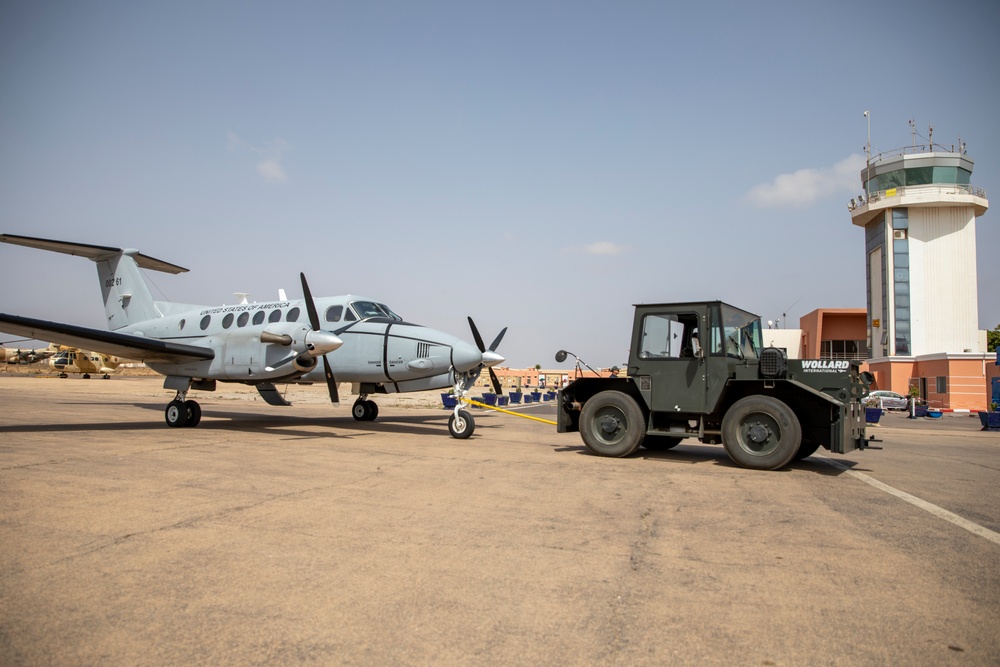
(0, 233, 188, 274)
(0, 314, 215, 363)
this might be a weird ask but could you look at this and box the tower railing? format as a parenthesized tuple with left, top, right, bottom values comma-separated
(849, 183, 987, 211)
(869, 143, 966, 162)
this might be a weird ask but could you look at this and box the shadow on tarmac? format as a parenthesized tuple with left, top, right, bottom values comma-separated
(0, 402, 469, 439)
(551, 439, 853, 475)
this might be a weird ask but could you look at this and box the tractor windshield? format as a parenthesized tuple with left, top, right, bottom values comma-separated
(711, 304, 763, 359)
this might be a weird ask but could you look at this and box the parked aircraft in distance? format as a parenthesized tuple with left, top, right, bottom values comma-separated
(2, 340, 59, 365)
(0, 234, 505, 438)
(49, 348, 123, 379)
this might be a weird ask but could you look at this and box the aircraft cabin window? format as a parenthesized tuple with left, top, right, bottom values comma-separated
(268, 310, 282, 323)
(252, 311, 265, 325)
(178, 319, 185, 330)
(325, 305, 343, 322)
(237, 312, 249, 327)
(286, 307, 300, 322)
(200, 315, 211, 330)
(222, 313, 234, 329)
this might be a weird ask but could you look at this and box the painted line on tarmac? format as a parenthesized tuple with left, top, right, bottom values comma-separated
(820, 456, 1000, 546)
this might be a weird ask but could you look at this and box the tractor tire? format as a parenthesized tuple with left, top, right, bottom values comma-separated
(579, 391, 645, 457)
(721, 395, 801, 470)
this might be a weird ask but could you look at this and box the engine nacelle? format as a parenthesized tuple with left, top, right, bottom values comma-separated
(292, 354, 318, 374)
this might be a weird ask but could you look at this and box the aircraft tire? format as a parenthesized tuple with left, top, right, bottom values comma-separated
(365, 400, 379, 421)
(449, 409, 475, 439)
(184, 400, 202, 428)
(352, 400, 370, 421)
(165, 400, 189, 428)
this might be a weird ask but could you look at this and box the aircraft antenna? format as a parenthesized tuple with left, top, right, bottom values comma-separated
(142, 268, 172, 302)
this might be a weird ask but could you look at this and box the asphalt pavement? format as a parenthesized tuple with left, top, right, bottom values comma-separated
(1, 376, 998, 666)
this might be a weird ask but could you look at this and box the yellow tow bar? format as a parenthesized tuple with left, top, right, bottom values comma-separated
(460, 397, 557, 425)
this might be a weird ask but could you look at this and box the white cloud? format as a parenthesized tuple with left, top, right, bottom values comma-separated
(257, 159, 288, 183)
(228, 132, 291, 184)
(746, 154, 866, 208)
(563, 241, 627, 256)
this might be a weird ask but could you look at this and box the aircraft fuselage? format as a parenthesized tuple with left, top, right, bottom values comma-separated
(130, 295, 483, 394)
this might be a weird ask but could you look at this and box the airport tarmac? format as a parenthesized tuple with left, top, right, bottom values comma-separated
(1, 375, 998, 666)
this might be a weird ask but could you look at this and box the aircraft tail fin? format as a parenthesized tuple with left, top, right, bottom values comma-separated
(0, 234, 189, 331)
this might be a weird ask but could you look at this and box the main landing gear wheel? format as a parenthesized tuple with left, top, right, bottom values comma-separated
(165, 400, 188, 428)
(579, 390, 645, 457)
(352, 400, 379, 422)
(721, 396, 801, 470)
(165, 399, 202, 428)
(449, 409, 475, 439)
(184, 400, 202, 428)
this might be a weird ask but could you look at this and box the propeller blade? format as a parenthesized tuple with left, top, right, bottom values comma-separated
(488, 327, 507, 352)
(300, 272, 339, 404)
(488, 367, 502, 395)
(323, 356, 339, 403)
(467, 317, 486, 353)
(300, 272, 322, 331)
(265, 354, 297, 371)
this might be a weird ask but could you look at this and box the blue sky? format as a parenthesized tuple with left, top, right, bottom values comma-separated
(1, 0, 997, 369)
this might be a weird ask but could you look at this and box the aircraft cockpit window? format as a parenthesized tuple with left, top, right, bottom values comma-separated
(379, 303, 403, 321)
(286, 307, 300, 322)
(237, 312, 249, 327)
(200, 315, 211, 330)
(325, 305, 343, 322)
(222, 313, 234, 329)
(344, 308, 357, 322)
(351, 301, 395, 319)
(252, 311, 265, 325)
(268, 310, 282, 323)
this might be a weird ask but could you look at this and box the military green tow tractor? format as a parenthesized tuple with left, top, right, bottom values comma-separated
(556, 301, 875, 470)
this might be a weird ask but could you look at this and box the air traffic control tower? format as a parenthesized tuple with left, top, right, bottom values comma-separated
(848, 141, 993, 410)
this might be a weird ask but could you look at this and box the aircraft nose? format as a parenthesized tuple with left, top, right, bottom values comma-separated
(451, 340, 485, 373)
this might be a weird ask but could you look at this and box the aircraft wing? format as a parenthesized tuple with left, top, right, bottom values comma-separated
(0, 314, 215, 363)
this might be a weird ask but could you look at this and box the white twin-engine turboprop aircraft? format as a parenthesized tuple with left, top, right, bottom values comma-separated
(0, 234, 507, 438)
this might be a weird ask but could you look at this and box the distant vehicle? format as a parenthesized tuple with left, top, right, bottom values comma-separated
(868, 390, 908, 411)
(2, 341, 59, 364)
(50, 348, 122, 379)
